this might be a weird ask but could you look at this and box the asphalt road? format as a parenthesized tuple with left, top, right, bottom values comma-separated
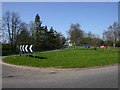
(1, 57, 118, 88)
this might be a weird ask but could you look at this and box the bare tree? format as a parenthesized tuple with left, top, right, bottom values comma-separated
(0, 18, 2, 43)
(103, 22, 120, 46)
(118, 23, 120, 41)
(29, 21, 34, 36)
(2, 11, 21, 52)
(68, 23, 83, 46)
(87, 31, 95, 39)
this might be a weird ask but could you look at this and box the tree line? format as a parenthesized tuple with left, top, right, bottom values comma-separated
(68, 22, 120, 48)
(68, 23, 103, 48)
(2, 11, 66, 55)
(103, 22, 120, 47)
(1, 11, 120, 55)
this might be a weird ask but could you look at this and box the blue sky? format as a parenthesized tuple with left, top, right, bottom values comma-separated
(2, 2, 118, 38)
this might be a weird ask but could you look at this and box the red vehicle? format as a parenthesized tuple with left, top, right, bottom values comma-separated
(100, 46, 108, 49)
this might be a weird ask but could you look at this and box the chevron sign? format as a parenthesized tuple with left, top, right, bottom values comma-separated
(20, 45, 33, 53)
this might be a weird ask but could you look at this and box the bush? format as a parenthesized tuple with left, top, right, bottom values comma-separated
(2, 44, 19, 56)
(115, 41, 120, 47)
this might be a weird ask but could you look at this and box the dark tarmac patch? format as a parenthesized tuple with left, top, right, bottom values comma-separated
(3, 75, 16, 78)
(49, 72, 57, 74)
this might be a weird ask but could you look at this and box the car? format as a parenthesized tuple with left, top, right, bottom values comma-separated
(100, 46, 108, 49)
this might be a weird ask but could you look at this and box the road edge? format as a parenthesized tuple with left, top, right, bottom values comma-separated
(1, 57, 118, 72)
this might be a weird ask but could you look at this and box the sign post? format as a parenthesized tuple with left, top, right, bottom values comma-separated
(19, 45, 34, 58)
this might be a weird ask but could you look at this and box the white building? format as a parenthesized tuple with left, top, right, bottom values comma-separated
(64, 40, 72, 46)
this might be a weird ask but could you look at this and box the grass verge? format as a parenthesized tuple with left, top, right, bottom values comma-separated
(2, 47, 118, 68)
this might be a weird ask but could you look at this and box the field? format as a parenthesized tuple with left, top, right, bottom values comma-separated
(2, 47, 119, 68)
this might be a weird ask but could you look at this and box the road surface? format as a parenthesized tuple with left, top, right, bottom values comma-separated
(1, 56, 118, 88)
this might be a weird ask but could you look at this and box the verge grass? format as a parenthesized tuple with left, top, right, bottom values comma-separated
(3, 47, 118, 68)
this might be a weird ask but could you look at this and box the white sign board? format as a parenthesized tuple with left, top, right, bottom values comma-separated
(20, 45, 33, 53)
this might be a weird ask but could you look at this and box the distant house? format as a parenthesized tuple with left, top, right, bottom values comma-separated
(64, 40, 72, 47)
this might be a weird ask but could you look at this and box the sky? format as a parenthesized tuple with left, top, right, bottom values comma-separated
(2, 2, 118, 38)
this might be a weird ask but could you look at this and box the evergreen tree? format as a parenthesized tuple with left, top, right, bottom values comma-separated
(33, 14, 66, 51)
(34, 14, 42, 51)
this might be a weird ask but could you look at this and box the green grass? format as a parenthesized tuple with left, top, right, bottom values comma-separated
(3, 47, 119, 68)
